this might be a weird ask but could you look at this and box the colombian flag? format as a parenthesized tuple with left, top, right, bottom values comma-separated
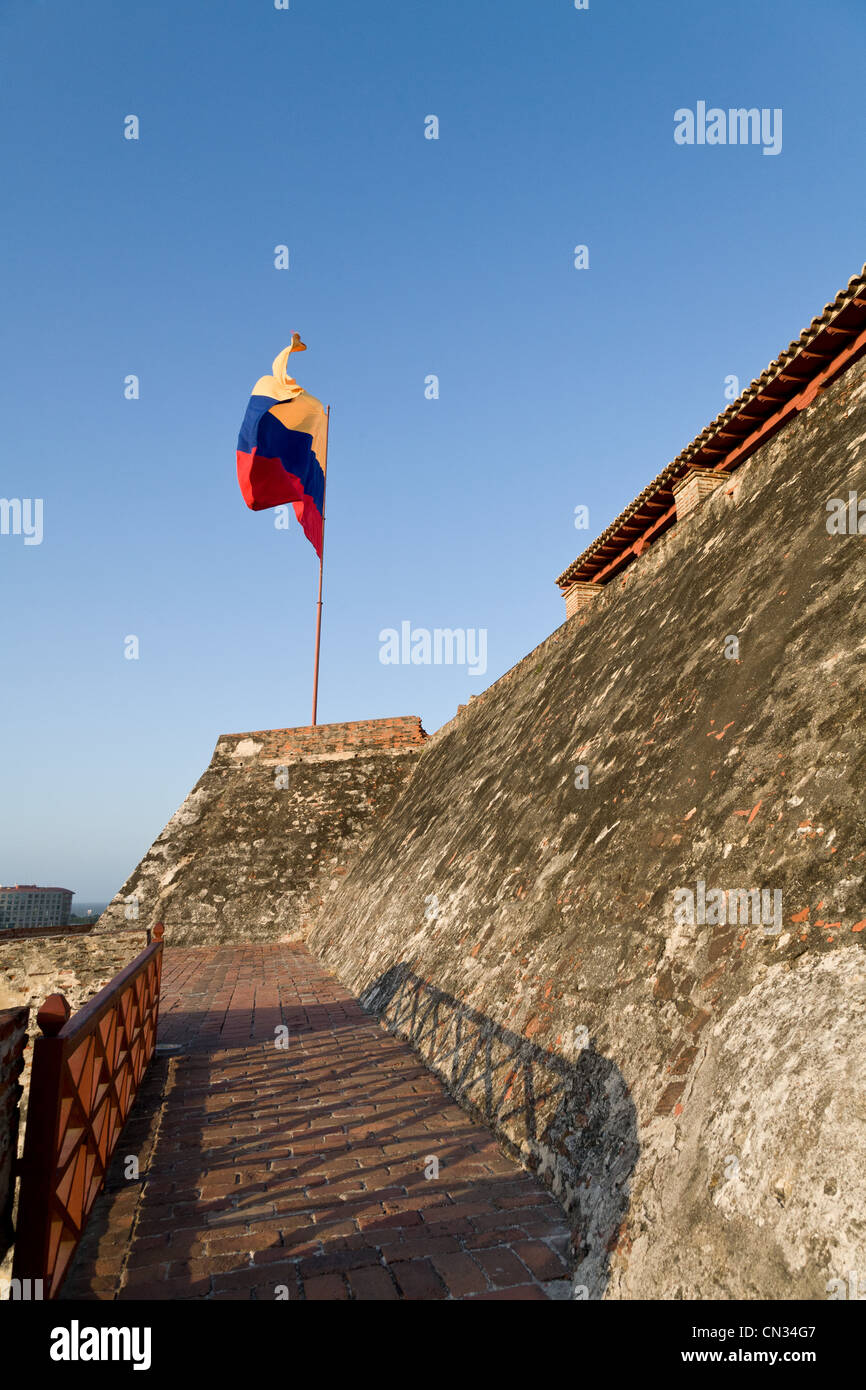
(236, 338, 328, 557)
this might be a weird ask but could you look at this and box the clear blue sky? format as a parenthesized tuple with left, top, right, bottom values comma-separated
(1, 0, 863, 900)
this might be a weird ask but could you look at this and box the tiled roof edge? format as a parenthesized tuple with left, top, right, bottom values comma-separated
(556, 263, 866, 589)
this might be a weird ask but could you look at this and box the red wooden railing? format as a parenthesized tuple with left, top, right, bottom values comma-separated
(11, 924, 164, 1298)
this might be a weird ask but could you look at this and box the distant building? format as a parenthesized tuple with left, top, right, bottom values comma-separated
(0, 884, 74, 930)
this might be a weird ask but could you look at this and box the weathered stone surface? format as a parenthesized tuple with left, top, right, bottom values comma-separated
(309, 352, 866, 1298)
(0, 1007, 28, 1263)
(98, 718, 426, 946)
(619, 950, 866, 1300)
(0, 927, 150, 1158)
(0, 930, 149, 1020)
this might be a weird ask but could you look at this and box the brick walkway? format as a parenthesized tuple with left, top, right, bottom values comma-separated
(62, 944, 573, 1301)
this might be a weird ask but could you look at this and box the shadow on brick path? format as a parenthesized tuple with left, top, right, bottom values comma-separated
(61, 944, 604, 1301)
(361, 963, 640, 1301)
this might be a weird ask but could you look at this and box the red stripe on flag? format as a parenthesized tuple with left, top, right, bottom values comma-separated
(237, 449, 305, 510)
(237, 450, 323, 557)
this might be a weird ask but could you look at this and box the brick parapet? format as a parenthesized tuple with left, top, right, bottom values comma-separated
(213, 716, 427, 765)
(671, 466, 727, 520)
(0, 922, 94, 943)
(96, 719, 428, 947)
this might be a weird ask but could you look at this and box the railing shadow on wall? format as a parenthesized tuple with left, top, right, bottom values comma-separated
(360, 962, 639, 1299)
(10, 925, 164, 1299)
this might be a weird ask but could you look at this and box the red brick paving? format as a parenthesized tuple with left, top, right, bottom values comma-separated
(61, 944, 572, 1301)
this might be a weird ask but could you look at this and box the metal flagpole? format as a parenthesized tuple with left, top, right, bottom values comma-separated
(310, 404, 330, 726)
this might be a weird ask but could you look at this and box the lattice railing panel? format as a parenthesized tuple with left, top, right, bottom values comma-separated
(12, 927, 164, 1298)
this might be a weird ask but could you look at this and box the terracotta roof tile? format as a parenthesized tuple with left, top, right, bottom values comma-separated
(556, 264, 866, 589)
